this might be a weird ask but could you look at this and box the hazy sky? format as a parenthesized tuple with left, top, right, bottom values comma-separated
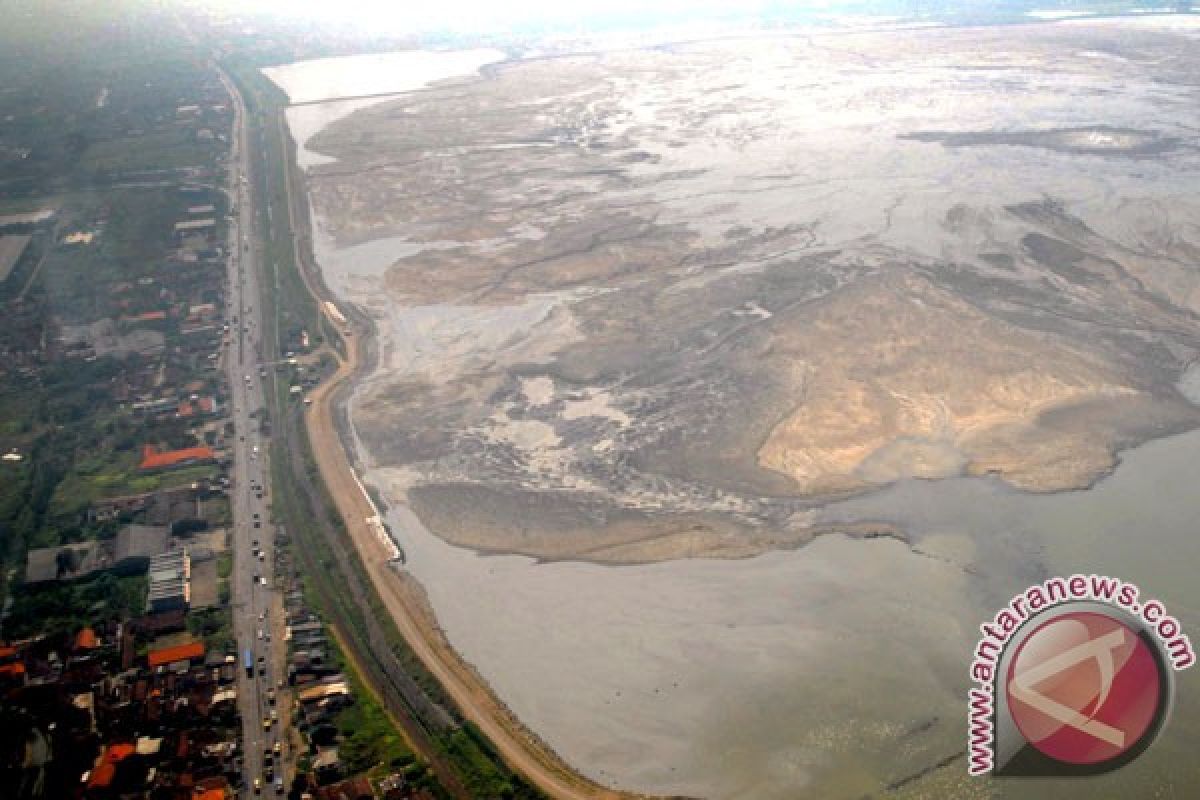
(207, 0, 836, 33)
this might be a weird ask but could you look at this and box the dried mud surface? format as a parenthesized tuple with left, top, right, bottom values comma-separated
(305, 23, 1200, 563)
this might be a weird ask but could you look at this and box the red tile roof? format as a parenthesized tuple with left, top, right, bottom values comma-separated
(147, 641, 205, 668)
(88, 762, 116, 788)
(177, 397, 216, 418)
(140, 444, 215, 471)
(106, 743, 135, 762)
(87, 743, 136, 787)
(75, 627, 98, 649)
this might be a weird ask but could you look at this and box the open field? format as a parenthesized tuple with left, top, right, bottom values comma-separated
(81, 129, 215, 174)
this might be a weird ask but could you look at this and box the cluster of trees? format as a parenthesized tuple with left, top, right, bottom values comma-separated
(187, 608, 233, 654)
(0, 431, 70, 573)
(5, 572, 146, 640)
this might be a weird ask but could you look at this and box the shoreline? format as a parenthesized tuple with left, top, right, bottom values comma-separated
(268, 74, 654, 799)
(276, 37, 1200, 568)
(262, 31, 1200, 796)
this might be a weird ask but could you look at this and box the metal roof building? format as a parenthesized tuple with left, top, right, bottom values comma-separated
(24, 542, 104, 585)
(147, 549, 190, 613)
(114, 524, 170, 573)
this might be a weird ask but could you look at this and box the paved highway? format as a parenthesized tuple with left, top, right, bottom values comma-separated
(219, 66, 288, 798)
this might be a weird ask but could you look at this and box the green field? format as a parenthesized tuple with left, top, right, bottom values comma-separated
(327, 633, 426, 780)
(82, 129, 216, 175)
(51, 452, 217, 522)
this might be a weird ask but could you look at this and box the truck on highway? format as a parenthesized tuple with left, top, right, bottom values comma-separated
(243, 648, 253, 678)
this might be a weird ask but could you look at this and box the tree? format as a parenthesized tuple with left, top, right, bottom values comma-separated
(171, 518, 208, 537)
(339, 732, 380, 775)
(81, 572, 118, 609)
(55, 548, 81, 578)
(12, 505, 38, 548)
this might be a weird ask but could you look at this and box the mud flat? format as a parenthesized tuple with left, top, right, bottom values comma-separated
(270, 16, 1200, 799)
(379, 426, 1200, 799)
(310, 21, 1200, 563)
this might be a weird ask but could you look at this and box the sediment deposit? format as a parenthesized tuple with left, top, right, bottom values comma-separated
(270, 18, 1200, 799)
(299, 24, 1200, 562)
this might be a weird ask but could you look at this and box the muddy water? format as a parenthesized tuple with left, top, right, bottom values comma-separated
(820, 430, 1200, 795)
(266, 46, 1200, 800)
(261, 49, 505, 105)
(374, 427, 1200, 799)
(285, 97, 398, 168)
(263, 49, 505, 169)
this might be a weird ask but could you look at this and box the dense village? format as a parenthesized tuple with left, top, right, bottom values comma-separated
(0, 4, 436, 799)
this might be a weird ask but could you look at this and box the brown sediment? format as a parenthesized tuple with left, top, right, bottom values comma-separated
(266, 23, 1200, 798)
(301, 313, 654, 800)
(304, 28, 1200, 567)
(272, 104, 654, 800)
(756, 271, 1153, 494)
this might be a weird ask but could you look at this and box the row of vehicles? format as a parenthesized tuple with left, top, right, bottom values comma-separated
(230, 100, 281, 800)
(246, 633, 283, 795)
